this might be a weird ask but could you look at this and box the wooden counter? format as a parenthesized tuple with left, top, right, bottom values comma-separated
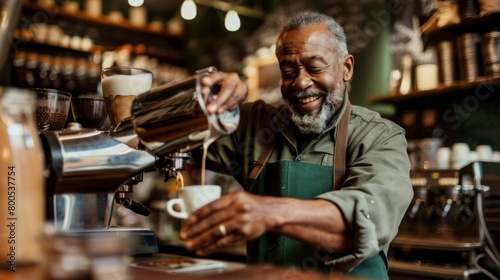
(1, 253, 357, 280)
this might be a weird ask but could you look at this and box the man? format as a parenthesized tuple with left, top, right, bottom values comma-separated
(180, 11, 413, 278)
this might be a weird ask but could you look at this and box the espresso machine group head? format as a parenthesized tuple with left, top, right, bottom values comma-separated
(40, 67, 239, 238)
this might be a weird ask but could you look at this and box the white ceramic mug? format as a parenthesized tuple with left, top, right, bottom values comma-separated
(166, 185, 221, 219)
(415, 64, 438, 91)
(436, 147, 451, 169)
(476, 145, 493, 161)
(451, 143, 471, 169)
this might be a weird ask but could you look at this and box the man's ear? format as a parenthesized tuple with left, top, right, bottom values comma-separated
(343, 55, 354, 82)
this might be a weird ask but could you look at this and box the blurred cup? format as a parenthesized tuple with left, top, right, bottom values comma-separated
(101, 67, 152, 127)
(418, 138, 442, 169)
(492, 152, 500, 162)
(476, 145, 493, 161)
(71, 97, 108, 129)
(469, 151, 478, 162)
(166, 185, 221, 219)
(436, 147, 451, 169)
(451, 142, 471, 168)
(31, 23, 48, 43)
(415, 64, 438, 91)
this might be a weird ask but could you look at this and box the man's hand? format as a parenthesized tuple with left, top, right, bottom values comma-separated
(179, 190, 277, 256)
(200, 71, 248, 114)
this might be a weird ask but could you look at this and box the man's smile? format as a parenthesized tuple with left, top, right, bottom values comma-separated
(297, 95, 321, 104)
(294, 95, 323, 112)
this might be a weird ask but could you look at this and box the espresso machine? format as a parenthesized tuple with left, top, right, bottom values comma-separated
(389, 161, 500, 279)
(38, 67, 240, 255)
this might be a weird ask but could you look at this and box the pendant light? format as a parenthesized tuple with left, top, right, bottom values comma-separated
(128, 0, 144, 7)
(224, 10, 240, 32)
(181, 0, 197, 20)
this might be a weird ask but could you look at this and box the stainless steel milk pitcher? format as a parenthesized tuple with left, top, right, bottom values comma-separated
(130, 67, 240, 156)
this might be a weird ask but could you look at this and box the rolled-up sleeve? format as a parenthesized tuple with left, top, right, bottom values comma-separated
(316, 122, 413, 272)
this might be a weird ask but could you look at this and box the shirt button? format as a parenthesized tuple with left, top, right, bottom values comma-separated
(296, 156, 301, 161)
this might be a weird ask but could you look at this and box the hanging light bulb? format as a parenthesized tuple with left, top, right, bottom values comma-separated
(224, 10, 240, 31)
(128, 0, 144, 7)
(181, 0, 197, 20)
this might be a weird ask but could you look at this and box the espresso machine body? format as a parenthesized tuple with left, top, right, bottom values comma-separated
(389, 161, 500, 279)
(40, 129, 157, 194)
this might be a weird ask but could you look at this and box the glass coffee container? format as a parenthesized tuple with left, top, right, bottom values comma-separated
(0, 87, 45, 268)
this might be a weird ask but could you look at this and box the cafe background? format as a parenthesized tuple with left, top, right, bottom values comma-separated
(1, 0, 500, 279)
(2, 0, 499, 152)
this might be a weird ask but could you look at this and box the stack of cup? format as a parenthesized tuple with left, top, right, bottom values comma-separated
(492, 152, 500, 162)
(436, 147, 451, 169)
(476, 145, 493, 161)
(417, 138, 442, 169)
(451, 143, 471, 169)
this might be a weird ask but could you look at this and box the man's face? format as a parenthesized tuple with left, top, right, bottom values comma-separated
(276, 23, 351, 135)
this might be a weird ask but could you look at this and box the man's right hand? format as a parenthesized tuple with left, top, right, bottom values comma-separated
(201, 71, 248, 114)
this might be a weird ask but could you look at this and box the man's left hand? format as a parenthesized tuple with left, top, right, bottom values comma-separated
(179, 190, 277, 256)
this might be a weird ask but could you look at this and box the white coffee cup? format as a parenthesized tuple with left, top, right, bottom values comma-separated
(415, 64, 438, 91)
(476, 145, 493, 161)
(451, 143, 471, 169)
(436, 147, 451, 169)
(166, 185, 221, 219)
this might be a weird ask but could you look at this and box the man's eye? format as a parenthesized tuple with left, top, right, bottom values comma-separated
(308, 67, 323, 74)
(281, 71, 296, 79)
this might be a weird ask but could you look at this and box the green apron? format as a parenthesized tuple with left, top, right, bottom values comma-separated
(247, 160, 388, 279)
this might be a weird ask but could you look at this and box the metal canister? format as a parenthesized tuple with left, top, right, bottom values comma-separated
(457, 33, 481, 81)
(437, 41, 457, 84)
(481, 31, 500, 76)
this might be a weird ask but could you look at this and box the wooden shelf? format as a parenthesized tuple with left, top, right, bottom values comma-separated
(422, 10, 500, 36)
(22, 2, 185, 41)
(368, 76, 500, 104)
(13, 36, 104, 55)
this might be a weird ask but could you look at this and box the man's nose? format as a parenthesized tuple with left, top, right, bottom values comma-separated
(292, 69, 313, 90)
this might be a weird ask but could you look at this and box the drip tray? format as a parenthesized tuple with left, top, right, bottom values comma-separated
(127, 253, 247, 279)
(129, 255, 227, 274)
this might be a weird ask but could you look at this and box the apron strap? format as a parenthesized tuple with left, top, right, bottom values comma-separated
(333, 101, 351, 190)
(248, 135, 277, 182)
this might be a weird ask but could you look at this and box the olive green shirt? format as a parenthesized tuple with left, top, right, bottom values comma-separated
(198, 95, 413, 271)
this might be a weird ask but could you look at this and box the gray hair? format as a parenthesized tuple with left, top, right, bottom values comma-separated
(276, 11, 348, 61)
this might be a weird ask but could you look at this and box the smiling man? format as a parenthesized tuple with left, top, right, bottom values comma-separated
(180, 11, 413, 278)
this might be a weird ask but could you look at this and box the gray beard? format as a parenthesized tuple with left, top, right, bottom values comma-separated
(284, 87, 344, 135)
